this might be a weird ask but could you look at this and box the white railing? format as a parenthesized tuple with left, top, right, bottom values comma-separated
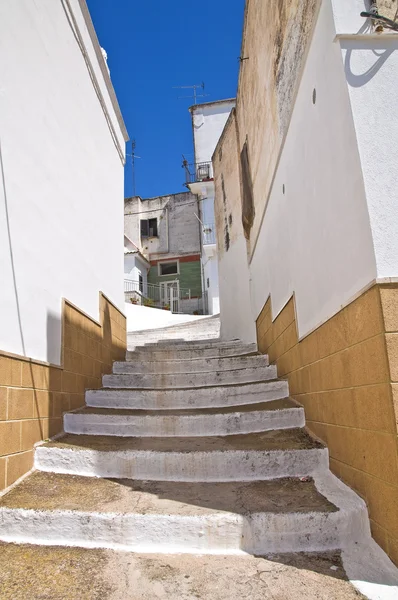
(124, 280, 205, 314)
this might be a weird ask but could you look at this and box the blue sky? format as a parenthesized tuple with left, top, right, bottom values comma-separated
(86, 0, 245, 199)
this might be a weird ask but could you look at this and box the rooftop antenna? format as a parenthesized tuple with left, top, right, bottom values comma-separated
(127, 139, 141, 197)
(173, 82, 209, 104)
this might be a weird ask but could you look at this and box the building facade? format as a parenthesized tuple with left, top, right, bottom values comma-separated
(185, 99, 236, 315)
(124, 192, 204, 314)
(0, 0, 128, 491)
(214, 0, 398, 566)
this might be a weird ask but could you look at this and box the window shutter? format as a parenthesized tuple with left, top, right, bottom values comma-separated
(140, 220, 149, 237)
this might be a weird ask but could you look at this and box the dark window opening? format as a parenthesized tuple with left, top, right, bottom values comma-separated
(240, 140, 255, 240)
(141, 218, 158, 238)
(159, 261, 178, 276)
(139, 274, 143, 292)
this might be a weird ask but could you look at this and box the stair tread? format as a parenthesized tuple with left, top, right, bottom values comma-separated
(43, 428, 323, 453)
(71, 398, 299, 417)
(0, 471, 336, 516)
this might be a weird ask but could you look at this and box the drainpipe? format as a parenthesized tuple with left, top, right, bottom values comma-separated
(197, 193, 207, 314)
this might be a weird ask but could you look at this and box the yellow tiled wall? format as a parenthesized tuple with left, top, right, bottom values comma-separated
(0, 294, 126, 491)
(257, 284, 398, 565)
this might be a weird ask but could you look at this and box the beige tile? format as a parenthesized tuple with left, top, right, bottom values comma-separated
(366, 476, 398, 539)
(7, 388, 34, 420)
(6, 450, 33, 487)
(0, 387, 7, 421)
(380, 285, 398, 332)
(345, 286, 383, 345)
(386, 333, 398, 382)
(20, 419, 44, 451)
(0, 456, 6, 491)
(0, 421, 21, 456)
(0, 356, 12, 386)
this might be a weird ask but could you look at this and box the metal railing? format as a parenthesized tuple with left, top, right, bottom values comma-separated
(124, 280, 206, 314)
(202, 223, 216, 245)
(182, 160, 213, 185)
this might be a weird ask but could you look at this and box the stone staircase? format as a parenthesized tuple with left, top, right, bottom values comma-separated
(0, 317, 397, 599)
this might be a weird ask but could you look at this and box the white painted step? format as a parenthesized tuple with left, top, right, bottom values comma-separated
(0, 471, 368, 555)
(85, 380, 290, 410)
(113, 355, 268, 375)
(34, 429, 328, 481)
(103, 365, 277, 389)
(126, 342, 258, 361)
(137, 339, 237, 350)
(64, 399, 305, 437)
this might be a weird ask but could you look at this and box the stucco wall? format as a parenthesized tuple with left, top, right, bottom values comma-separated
(0, 0, 127, 365)
(214, 111, 256, 342)
(249, 0, 377, 338)
(190, 101, 236, 165)
(237, 0, 320, 256)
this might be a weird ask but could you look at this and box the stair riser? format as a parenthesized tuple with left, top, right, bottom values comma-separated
(34, 447, 328, 481)
(113, 355, 268, 375)
(63, 408, 305, 437)
(128, 333, 221, 346)
(126, 344, 257, 361)
(85, 381, 290, 410)
(132, 340, 238, 350)
(103, 366, 277, 389)
(0, 506, 366, 555)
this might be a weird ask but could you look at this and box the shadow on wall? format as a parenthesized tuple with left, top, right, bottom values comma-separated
(343, 18, 395, 87)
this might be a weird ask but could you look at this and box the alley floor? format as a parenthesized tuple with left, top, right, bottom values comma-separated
(0, 543, 366, 600)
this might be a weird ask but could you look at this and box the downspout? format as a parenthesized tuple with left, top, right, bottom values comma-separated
(197, 194, 207, 314)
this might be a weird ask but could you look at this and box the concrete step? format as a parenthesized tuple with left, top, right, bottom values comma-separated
(0, 471, 367, 555)
(34, 429, 328, 481)
(126, 342, 258, 361)
(136, 339, 237, 350)
(103, 364, 277, 389)
(64, 399, 305, 437)
(85, 380, 290, 410)
(127, 316, 221, 348)
(113, 354, 268, 375)
(0, 543, 389, 600)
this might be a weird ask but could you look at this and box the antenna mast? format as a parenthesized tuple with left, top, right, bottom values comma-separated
(173, 82, 209, 103)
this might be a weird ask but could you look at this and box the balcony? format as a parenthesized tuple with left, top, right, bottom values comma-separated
(183, 160, 213, 187)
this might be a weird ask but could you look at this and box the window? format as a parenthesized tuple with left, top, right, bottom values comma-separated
(140, 218, 158, 238)
(158, 261, 179, 276)
(139, 274, 143, 292)
(240, 140, 255, 240)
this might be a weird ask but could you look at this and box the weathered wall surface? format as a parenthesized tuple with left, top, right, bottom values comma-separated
(0, 0, 127, 365)
(237, 0, 320, 255)
(0, 295, 126, 492)
(214, 111, 256, 342)
(256, 284, 398, 565)
(124, 193, 201, 259)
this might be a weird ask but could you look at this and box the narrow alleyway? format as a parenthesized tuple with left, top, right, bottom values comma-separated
(0, 317, 396, 599)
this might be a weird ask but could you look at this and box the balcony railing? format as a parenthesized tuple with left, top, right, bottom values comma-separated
(202, 223, 216, 245)
(124, 280, 206, 314)
(183, 160, 213, 186)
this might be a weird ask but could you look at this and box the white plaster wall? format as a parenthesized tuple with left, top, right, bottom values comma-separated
(332, 0, 398, 279)
(203, 255, 220, 316)
(219, 237, 257, 343)
(249, 0, 377, 337)
(0, 0, 127, 364)
(192, 101, 236, 165)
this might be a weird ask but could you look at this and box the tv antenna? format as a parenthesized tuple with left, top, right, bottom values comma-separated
(126, 139, 141, 197)
(173, 82, 209, 103)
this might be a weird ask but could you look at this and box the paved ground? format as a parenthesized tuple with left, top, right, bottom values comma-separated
(0, 543, 366, 600)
